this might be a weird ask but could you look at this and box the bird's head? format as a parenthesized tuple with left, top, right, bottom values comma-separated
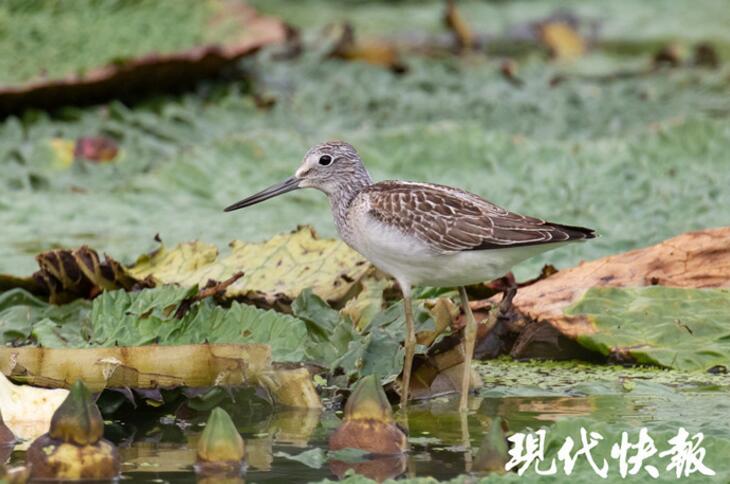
(224, 141, 370, 212)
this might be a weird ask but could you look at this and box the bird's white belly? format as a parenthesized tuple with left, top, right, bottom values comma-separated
(349, 215, 564, 288)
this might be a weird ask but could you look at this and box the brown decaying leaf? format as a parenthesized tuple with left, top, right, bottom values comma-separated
(32, 246, 146, 304)
(255, 368, 322, 409)
(406, 343, 482, 401)
(0, 1, 288, 116)
(499, 58, 524, 87)
(326, 23, 407, 74)
(174, 271, 245, 318)
(693, 42, 720, 68)
(511, 227, 730, 330)
(0, 344, 272, 391)
(73, 136, 119, 163)
(653, 43, 683, 68)
(443, 0, 474, 51)
(538, 21, 586, 60)
(471, 227, 730, 359)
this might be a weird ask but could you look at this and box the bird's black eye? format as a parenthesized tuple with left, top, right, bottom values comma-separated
(318, 155, 332, 166)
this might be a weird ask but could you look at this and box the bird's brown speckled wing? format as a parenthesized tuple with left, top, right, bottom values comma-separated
(363, 181, 595, 253)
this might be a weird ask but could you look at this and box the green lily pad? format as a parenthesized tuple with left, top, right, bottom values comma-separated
(566, 287, 730, 371)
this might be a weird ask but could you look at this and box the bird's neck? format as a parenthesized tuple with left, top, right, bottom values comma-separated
(328, 170, 372, 234)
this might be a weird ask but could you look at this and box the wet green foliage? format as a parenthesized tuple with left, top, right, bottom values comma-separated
(0, 0, 240, 84)
(568, 287, 730, 371)
(2, 56, 729, 279)
(0, 285, 410, 382)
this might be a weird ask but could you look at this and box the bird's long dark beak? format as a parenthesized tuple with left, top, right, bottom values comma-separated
(224, 176, 300, 212)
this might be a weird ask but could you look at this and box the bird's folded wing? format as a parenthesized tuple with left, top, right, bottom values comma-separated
(364, 181, 594, 253)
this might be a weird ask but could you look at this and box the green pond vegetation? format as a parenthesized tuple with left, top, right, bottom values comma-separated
(0, 0, 242, 85)
(1, 0, 730, 482)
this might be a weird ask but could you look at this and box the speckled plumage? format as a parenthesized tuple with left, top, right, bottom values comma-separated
(225, 140, 596, 408)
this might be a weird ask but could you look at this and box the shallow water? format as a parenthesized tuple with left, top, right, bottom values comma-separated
(9, 361, 729, 482)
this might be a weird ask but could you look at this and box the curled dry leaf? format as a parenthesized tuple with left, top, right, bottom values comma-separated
(538, 21, 586, 60)
(406, 341, 482, 401)
(444, 0, 475, 51)
(326, 23, 407, 74)
(512, 227, 730, 329)
(256, 368, 322, 409)
(477, 227, 730, 368)
(32, 246, 142, 303)
(128, 226, 372, 308)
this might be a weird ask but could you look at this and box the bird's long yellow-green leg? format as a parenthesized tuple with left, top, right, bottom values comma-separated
(458, 286, 476, 412)
(402, 295, 416, 407)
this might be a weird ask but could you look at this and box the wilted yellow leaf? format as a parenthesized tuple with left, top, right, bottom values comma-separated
(49, 138, 75, 169)
(539, 22, 585, 61)
(128, 226, 372, 306)
(256, 368, 322, 409)
(341, 277, 391, 331)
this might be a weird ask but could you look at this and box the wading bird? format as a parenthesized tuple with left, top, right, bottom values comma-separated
(225, 141, 595, 411)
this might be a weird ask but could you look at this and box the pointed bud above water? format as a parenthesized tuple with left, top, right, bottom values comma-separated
(48, 380, 103, 446)
(344, 374, 393, 424)
(330, 375, 406, 455)
(26, 380, 119, 480)
(473, 417, 509, 474)
(197, 408, 245, 464)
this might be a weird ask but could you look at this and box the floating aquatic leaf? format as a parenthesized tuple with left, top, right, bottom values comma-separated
(492, 227, 730, 360)
(91, 287, 308, 362)
(566, 286, 730, 371)
(0, 288, 90, 347)
(0, 0, 287, 114)
(275, 448, 326, 469)
(127, 227, 371, 307)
